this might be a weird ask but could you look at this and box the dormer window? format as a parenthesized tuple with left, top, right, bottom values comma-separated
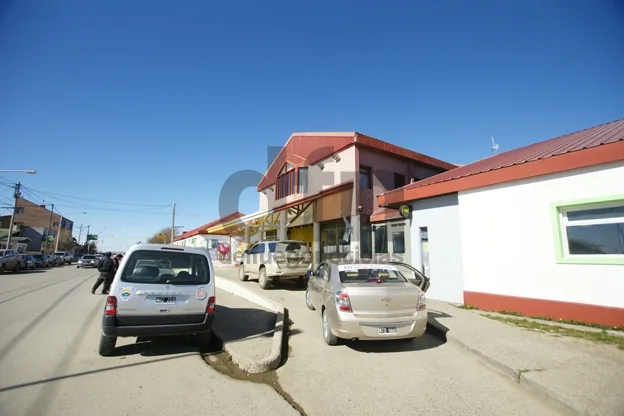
(275, 162, 308, 199)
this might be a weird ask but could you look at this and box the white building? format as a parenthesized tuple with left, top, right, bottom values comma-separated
(378, 118, 624, 327)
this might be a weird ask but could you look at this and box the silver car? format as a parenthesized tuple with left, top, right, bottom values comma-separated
(77, 254, 98, 268)
(305, 262, 431, 345)
(99, 244, 216, 356)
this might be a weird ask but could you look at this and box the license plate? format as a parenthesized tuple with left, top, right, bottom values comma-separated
(378, 326, 397, 335)
(156, 296, 176, 304)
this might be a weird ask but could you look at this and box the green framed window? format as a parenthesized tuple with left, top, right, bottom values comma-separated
(551, 195, 624, 265)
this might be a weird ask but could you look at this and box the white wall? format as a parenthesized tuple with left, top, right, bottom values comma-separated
(411, 193, 465, 303)
(459, 161, 624, 309)
(173, 234, 229, 249)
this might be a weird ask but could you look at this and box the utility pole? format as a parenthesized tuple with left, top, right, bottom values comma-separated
(6, 182, 21, 250)
(77, 224, 84, 245)
(86, 225, 91, 253)
(45, 203, 54, 255)
(170, 203, 176, 244)
(54, 214, 64, 252)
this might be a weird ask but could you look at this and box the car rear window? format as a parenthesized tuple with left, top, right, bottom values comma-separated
(120, 249, 210, 285)
(337, 264, 407, 284)
(268, 242, 309, 253)
(82, 255, 96, 259)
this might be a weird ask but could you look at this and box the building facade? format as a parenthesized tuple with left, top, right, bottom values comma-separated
(0, 197, 74, 253)
(207, 132, 455, 267)
(378, 118, 624, 327)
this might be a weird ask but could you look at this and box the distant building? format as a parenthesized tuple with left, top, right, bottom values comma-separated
(0, 197, 74, 253)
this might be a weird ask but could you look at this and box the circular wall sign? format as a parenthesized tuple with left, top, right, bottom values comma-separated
(399, 205, 411, 218)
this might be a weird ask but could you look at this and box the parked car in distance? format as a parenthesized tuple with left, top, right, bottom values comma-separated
(32, 254, 51, 268)
(238, 240, 312, 289)
(0, 249, 22, 273)
(77, 254, 98, 268)
(305, 262, 431, 345)
(54, 251, 73, 265)
(21, 255, 37, 270)
(99, 244, 215, 356)
(49, 254, 64, 267)
(72, 254, 82, 262)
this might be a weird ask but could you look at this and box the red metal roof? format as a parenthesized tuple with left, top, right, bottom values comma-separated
(174, 211, 245, 241)
(257, 132, 456, 191)
(380, 117, 624, 201)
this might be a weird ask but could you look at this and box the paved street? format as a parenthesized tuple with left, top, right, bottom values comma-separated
(216, 268, 572, 416)
(0, 267, 299, 416)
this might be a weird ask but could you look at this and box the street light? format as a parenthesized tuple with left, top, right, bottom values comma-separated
(0, 170, 36, 174)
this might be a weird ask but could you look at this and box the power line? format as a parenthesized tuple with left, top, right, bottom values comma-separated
(20, 185, 172, 207)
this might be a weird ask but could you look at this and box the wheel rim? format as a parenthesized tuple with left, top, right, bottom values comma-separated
(239, 268, 244, 278)
(306, 290, 311, 306)
(259, 270, 265, 284)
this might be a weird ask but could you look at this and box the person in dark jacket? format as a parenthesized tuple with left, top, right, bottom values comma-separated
(92, 252, 115, 295)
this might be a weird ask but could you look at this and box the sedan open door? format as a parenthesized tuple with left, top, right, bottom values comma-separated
(389, 261, 431, 292)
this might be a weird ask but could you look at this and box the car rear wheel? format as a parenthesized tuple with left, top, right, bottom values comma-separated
(258, 267, 269, 290)
(195, 331, 212, 350)
(13, 263, 20, 273)
(305, 288, 315, 310)
(0, 264, 5, 274)
(238, 265, 248, 281)
(98, 335, 117, 356)
(322, 310, 338, 345)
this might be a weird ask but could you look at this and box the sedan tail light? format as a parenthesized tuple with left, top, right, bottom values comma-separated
(335, 290, 352, 312)
(417, 291, 427, 311)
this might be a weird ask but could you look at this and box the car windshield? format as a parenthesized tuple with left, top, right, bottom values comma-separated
(268, 242, 309, 254)
(121, 249, 210, 285)
(337, 264, 408, 284)
(82, 255, 96, 259)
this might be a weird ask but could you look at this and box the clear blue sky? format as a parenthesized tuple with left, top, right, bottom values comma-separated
(1, 0, 623, 251)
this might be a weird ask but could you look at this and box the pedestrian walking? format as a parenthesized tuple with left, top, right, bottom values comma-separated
(92, 252, 115, 295)
(112, 253, 123, 272)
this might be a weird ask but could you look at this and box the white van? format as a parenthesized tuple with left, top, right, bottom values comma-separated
(99, 244, 215, 356)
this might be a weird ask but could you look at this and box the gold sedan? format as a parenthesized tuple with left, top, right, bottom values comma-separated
(305, 262, 431, 345)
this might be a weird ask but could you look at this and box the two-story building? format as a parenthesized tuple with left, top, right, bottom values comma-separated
(206, 132, 455, 267)
(0, 197, 74, 253)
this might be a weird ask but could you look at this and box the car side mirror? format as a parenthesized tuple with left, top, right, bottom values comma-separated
(306, 270, 313, 278)
(243, 250, 249, 255)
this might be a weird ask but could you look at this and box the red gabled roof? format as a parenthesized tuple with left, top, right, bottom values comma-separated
(174, 211, 245, 241)
(257, 132, 456, 191)
(378, 117, 624, 206)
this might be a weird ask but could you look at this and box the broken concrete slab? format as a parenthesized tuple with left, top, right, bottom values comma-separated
(213, 278, 286, 374)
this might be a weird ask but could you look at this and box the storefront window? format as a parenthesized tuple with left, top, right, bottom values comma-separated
(374, 225, 388, 253)
(320, 220, 350, 261)
(392, 230, 405, 254)
(360, 216, 372, 258)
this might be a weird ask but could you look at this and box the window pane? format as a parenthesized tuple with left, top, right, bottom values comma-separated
(392, 231, 405, 254)
(566, 223, 624, 255)
(567, 205, 624, 222)
(359, 168, 371, 189)
(374, 226, 388, 253)
(360, 216, 372, 258)
(298, 168, 308, 193)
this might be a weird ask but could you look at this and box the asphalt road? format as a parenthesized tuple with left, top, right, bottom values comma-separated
(0, 266, 299, 416)
(216, 268, 571, 416)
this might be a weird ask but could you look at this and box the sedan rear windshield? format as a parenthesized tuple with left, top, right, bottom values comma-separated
(120, 249, 210, 285)
(337, 265, 407, 284)
(82, 255, 96, 259)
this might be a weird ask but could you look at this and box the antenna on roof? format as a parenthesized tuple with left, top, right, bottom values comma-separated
(491, 137, 500, 154)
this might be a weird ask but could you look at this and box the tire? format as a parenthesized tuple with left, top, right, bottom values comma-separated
(98, 334, 117, 356)
(258, 267, 269, 290)
(77, 266, 80, 268)
(305, 288, 315, 311)
(297, 276, 307, 288)
(238, 265, 248, 281)
(322, 309, 338, 345)
(195, 331, 212, 349)
(13, 263, 20, 273)
(0, 264, 5, 274)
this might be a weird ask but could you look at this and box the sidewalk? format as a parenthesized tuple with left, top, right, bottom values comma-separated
(426, 299, 624, 416)
(213, 289, 279, 373)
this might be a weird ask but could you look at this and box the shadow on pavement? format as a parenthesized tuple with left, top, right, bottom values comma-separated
(112, 335, 205, 357)
(346, 332, 446, 353)
(19, 270, 46, 274)
(213, 304, 277, 342)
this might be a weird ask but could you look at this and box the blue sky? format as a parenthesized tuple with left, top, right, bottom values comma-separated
(1, 0, 623, 251)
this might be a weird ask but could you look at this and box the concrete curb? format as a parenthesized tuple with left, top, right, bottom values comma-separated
(214, 276, 285, 374)
(426, 318, 581, 416)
